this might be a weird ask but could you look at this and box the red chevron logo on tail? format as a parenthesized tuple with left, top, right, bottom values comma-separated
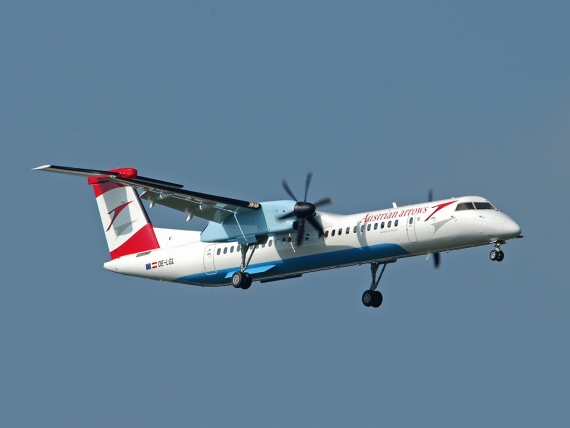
(106, 201, 132, 231)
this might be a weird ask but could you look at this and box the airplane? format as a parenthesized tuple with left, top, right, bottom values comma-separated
(33, 164, 523, 308)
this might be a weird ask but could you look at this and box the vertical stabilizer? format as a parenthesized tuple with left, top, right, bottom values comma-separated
(89, 175, 160, 259)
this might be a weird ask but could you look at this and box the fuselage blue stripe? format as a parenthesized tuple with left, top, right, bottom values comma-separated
(174, 243, 408, 285)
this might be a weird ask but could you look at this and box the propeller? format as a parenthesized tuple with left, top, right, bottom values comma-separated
(279, 172, 332, 246)
(428, 188, 440, 269)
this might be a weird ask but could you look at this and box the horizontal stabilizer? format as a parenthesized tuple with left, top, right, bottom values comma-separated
(33, 164, 262, 223)
(33, 164, 184, 189)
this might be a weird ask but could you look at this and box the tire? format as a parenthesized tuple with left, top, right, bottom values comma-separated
(231, 271, 243, 288)
(372, 291, 383, 308)
(241, 273, 252, 290)
(362, 290, 373, 307)
(496, 251, 504, 262)
(490, 250, 498, 261)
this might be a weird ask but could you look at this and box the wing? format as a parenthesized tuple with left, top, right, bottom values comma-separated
(33, 165, 262, 223)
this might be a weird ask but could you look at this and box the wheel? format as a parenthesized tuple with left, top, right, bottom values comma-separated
(496, 250, 504, 262)
(490, 250, 498, 261)
(362, 290, 373, 307)
(371, 291, 383, 308)
(241, 273, 252, 290)
(231, 271, 243, 288)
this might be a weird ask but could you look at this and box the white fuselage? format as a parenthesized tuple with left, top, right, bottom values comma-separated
(103, 196, 521, 286)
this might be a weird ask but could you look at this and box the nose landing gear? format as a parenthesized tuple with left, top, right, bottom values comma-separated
(489, 240, 505, 262)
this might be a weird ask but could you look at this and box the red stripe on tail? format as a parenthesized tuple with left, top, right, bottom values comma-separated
(109, 224, 160, 259)
(89, 178, 125, 198)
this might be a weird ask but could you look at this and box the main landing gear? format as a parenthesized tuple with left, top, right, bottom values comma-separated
(362, 262, 390, 308)
(489, 240, 505, 262)
(231, 243, 257, 290)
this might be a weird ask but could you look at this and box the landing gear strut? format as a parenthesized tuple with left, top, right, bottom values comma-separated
(489, 241, 505, 262)
(231, 244, 257, 289)
(362, 262, 389, 308)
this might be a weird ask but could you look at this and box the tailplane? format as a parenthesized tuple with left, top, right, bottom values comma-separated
(34, 165, 161, 259)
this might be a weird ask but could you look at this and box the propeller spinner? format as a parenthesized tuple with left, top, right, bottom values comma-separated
(279, 172, 332, 246)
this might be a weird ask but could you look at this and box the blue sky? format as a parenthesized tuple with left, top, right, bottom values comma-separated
(1, 1, 569, 426)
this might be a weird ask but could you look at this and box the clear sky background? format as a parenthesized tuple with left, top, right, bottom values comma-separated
(1, 1, 569, 426)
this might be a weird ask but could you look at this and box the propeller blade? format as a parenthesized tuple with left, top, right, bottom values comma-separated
(296, 217, 306, 246)
(282, 179, 298, 201)
(304, 171, 313, 202)
(306, 215, 325, 236)
(313, 197, 332, 208)
(433, 252, 440, 269)
(278, 210, 296, 220)
(428, 189, 434, 202)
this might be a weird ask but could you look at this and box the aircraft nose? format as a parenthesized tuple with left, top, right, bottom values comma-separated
(503, 216, 521, 238)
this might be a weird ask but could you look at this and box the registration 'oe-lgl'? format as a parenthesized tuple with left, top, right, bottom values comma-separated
(34, 165, 523, 308)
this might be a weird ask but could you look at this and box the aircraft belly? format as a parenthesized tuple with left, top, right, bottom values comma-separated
(174, 241, 409, 286)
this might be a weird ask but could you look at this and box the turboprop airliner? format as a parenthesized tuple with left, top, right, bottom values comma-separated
(34, 165, 523, 308)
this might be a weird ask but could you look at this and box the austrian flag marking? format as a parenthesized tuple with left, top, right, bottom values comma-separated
(144, 258, 175, 270)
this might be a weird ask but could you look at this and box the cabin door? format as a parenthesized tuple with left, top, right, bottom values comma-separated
(203, 244, 217, 275)
(406, 216, 418, 243)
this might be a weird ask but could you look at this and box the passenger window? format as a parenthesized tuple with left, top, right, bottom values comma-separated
(381, 222, 385, 229)
(287, 237, 291, 242)
(236, 245, 241, 252)
(346, 227, 350, 234)
(353, 226, 357, 233)
(374, 223, 378, 230)
(325, 230, 329, 238)
(388, 221, 392, 228)
(367, 224, 371, 231)
(230, 246, 234, 253)
(216, 248, 221, 255)
(361, 225, 365, 233)
(282, 237, 286, 243)
(332, 229, 336, 237)
(268, 240, 273, 247)
(338, 228, 342, 236)
(395, 219, 399, 227)
(223, 247, 227, 254)
(456, 202, 475, 211)
(409, 217, 413, 224)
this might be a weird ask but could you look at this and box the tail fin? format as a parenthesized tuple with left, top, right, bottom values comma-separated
(89, 173, 160, 259)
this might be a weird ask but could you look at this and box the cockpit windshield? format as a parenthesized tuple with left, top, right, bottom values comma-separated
(474, 202, 495, 210)
(456, 202, 474, 211)
(456, 201, 496, 211)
